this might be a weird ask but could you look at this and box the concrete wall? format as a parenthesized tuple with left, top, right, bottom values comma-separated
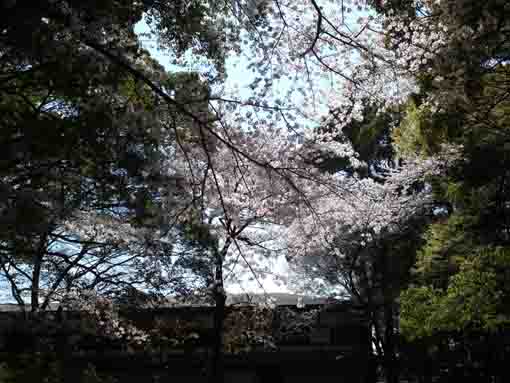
(0, 302, 371, 383)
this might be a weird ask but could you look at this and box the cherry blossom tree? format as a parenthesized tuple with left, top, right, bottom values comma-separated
(2, 1, 506, 382)
(160, 118, 330, 381)
(284, 145, 460, 382)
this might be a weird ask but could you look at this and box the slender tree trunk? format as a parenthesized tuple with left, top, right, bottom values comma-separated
(210, 282, 226, 383)
(356, 258, 383, 383)
(209, 237, 231, 383)
(380, 248, 398, 383)
(383, 302, 398, 383)
(365, 296, 383, 383)
(31, 236, 46, 313)
(31, 259, 41, 313)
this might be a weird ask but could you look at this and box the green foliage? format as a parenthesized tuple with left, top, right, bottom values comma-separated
(343, 104, 396, 165)
(143, 0, 230, 74)
(412, 213, 477, 288)
(400, 285, 440, 339)
(398, 20, 510, 342)
(391, 100, 427, 157)
(391, 99, 463, 158)
(402, 247, 510, 339)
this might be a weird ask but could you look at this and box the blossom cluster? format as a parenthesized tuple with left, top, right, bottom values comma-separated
(286, 145, 461, 262)
(63, 289, 149, 347)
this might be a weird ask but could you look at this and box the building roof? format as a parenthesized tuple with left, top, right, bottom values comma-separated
(0, 294, 344, 312)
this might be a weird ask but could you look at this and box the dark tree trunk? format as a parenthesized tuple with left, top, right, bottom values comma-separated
(365, 353, 378, 383)
(380, 249, 398, 383)
(209, 237, 231, 383)
(383, 303, 398, 383)
(210, 287, 226, 383)
(31, 230, 51, 314)
(31, 246, 44, 313)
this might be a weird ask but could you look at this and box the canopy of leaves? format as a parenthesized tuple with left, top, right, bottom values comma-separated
(397, 0, 510, 341)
